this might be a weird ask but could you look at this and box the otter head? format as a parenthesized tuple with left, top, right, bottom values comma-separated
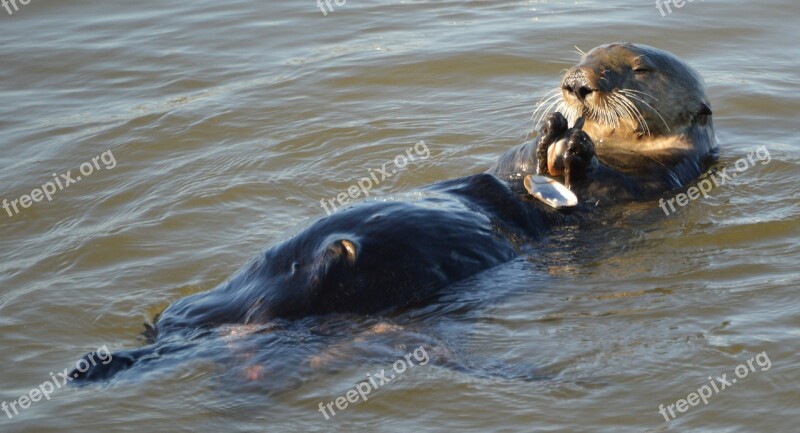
(548, 43, 714, 153)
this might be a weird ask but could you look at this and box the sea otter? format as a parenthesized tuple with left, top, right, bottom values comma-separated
(72, 43, 717, 381)
(492, 43, 716, 203)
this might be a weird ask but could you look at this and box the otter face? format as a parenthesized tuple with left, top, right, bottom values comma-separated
(541, 43, 713, 150)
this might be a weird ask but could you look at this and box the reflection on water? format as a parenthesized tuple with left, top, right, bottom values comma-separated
(1, 0, 799, 432)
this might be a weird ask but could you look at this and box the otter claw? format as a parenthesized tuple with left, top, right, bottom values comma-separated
(536, 112, 569, 175)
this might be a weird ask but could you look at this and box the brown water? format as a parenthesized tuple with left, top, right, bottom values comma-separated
(1, 1, 799, 432)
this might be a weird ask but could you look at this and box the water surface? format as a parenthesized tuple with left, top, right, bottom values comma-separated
(1, 0, 798, 432)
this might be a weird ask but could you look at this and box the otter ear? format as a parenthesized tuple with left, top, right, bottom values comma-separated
(328, 239, 358, 265)
(697, 103, 712, 116)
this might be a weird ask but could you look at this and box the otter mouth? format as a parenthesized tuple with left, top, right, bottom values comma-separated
(533, 71, 669, 138)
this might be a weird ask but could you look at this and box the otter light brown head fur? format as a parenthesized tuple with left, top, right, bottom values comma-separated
(536, 43, 716, 158)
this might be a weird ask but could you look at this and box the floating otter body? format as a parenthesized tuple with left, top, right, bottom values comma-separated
(73, 43, 717, 381)
(74, 174, 585, 380)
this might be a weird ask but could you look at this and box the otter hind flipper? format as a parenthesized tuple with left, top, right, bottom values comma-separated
(70, 347, 147, 383)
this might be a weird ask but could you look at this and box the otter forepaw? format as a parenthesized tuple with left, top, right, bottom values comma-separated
(563, 130, 597, 190)
(536, 112, 569, 175)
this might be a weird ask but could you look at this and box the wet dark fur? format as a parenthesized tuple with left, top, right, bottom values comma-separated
(72, 44, 717, 381)
(73, 169, 596, 380)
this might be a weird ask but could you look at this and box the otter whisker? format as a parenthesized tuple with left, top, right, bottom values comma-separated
(531, 94, 559, 124)
(620, 89, 649, 134)
(594, 96, 618, 129)
(613, 93, 649, 136)
(574, 45, 586, 56)
(610, 93, 637, 132)
(554, 100, 580, 127)
(539, 87, 572, 128)
(621, 93, 651, 136)
(620, 90, 671, 132)
(533, 96, 561, 130)
(603, 96, 619, 128)
(609, 95, 624, 127)
(620, 88, 659, 101)
(531, 88, 564, 128)
(609, 94, 635, 132)
(623, 95, 650, 136)
(612, 97, 627, 129)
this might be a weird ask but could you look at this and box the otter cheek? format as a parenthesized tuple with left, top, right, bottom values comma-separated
(547, 138, 567, 176)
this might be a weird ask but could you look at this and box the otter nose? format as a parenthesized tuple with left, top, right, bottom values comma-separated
(562, 71, 594, 102)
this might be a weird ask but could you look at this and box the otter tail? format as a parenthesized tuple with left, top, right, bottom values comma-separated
(70, 347, 153, 382)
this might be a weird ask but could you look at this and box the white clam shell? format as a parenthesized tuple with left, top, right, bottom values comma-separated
(523, 174, 579, 209)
